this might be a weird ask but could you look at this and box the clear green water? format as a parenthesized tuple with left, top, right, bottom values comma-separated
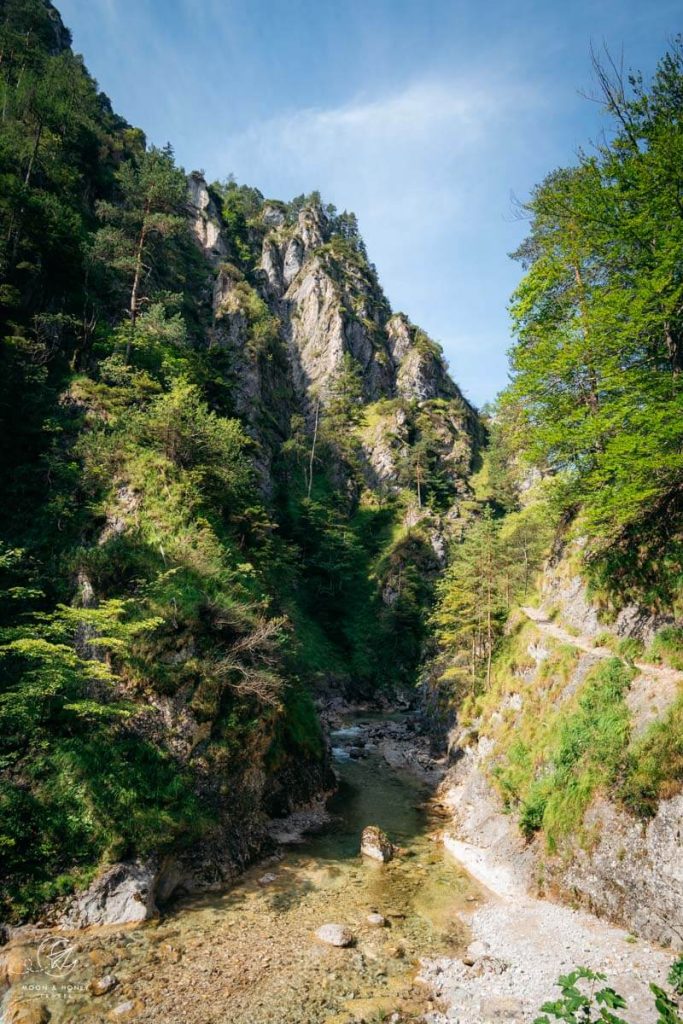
(2, 718, 476, 1024)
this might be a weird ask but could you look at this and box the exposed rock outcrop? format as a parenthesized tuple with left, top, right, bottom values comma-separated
(440, 552, 683, 946)
(61, 860, 159, 928)
(186, 174, 480, 503)
(541, 544, 674, 644)
(187, 172, 229, 264)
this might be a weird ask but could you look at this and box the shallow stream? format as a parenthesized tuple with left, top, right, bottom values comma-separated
(4, 716, 477, 1024)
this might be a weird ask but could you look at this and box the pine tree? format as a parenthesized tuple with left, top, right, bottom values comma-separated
(92, 145, 188, 362)
(432, 509, 505, 689)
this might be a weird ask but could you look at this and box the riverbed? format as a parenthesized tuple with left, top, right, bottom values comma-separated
(2, 715, 478, 1024)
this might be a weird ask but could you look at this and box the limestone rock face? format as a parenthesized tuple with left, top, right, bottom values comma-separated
(61, 860, 158, 928)
(540, 556, 673, 644)
(187, 172, 228, 264)
(557, 794, 683, 946)
(261, 237, 285, 294)
(386, 313, 414, 365)
(261, 202, 286, 228)
(361, 403, 410, 486)
(361, 825, 395, 863)
(184, 188, 481, 507)
(283, 235, 304, 286)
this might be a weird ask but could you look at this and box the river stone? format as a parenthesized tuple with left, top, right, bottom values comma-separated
(463, 939, 490, 965)
(315, 924, 355, 947)
(4, 998, 50, 1024)
(366, 912, 387, 927)
(89, 974, 118, 996)
(258, 872, 277, 886)
(109, 1001, 142, 1020)
(361, 825, 395, 863)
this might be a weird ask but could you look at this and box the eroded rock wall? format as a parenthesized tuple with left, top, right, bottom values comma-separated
(441, 556, 683, 946)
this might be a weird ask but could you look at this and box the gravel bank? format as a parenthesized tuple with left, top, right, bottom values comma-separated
(419, 835, 674, 1024)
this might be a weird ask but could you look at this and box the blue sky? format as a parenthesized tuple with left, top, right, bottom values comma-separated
(58, 0, 680, 406)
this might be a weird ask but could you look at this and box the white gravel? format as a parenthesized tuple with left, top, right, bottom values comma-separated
(418, 835, 675, 1024)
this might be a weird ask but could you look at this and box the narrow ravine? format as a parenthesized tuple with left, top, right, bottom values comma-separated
(1, 713, 479, 1024)
(3, 710, 678, 1024)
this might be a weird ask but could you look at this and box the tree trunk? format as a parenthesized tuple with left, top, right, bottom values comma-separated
(24, 119, 42, 187)
(307, 398, 320, 499)
(664, 322, 682, 379)
(7, 118, 43, 265)
(126, 219, 148, 363)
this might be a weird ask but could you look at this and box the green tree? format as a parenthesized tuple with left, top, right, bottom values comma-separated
(318, 353, 364, 478)
(92, 145, 188, 361)
(433, 509, 505, 689)
(506, 42, 683, 608)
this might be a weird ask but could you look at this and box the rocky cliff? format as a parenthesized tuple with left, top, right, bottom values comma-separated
(187, 172, 480, 498)
(440, 549, 683, 946)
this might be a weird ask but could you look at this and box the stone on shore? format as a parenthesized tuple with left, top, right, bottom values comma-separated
(89, 974, 118, 996)
(463, 939, 490, 965)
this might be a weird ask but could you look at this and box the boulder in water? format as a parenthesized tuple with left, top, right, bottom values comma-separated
(89, 974, 118, 996)
(361, 825, 395, 862)
(61, 860, 158, 927)
(315, 924, 355, 947)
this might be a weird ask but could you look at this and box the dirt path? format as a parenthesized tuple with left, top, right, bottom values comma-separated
(416, 609, 681, 1023)
(419, 835, 675, 1024)
(520, 605, 682, 687)
(520, 605, 681, 733)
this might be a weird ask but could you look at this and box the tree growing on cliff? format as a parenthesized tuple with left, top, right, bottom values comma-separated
(320, 353, 364, 474)
(92, 145, 188, 362)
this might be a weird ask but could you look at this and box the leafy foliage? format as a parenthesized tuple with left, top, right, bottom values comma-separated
(505, 43, 683, 609)
(535, 968, 683, 1024)
(669, 958, 683, 998)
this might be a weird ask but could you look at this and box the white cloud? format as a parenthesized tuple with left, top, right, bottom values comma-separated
(202, 72, 542, 405)
(211, 73, 539, 247)
(216, 74, 528, 190)
(282, 79, 496, 137)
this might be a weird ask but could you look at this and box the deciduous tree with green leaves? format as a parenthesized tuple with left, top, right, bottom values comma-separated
(505, 42, 683, 609)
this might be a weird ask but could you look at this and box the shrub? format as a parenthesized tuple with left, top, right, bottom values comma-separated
(535, 968, 682, 1024)
(647, 627, 683, 672)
